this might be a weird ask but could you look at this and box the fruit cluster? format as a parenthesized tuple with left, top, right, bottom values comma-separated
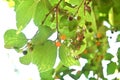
(55, 35, 66, 47)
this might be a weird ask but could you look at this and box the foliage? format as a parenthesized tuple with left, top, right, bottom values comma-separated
(4, 0, 120, 79)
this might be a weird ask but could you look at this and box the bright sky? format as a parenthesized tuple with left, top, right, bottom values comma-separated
(0, 0, 120, 80)
(0, 1, 40, 80)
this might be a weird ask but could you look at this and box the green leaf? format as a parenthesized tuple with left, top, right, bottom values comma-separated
(59, 26, 76, 39)
(68, 19, 78, 31)
(104, 53, 114, 60)
(32, 40, 57, 72)
(116, 34, 120, 42)
(74, 40, 87, 56)
(4, 29, 27, 49)
(32, 25, 53, 45)
(117, 48, 120, 59)
(85, 6, 97, 33)
(97, 0, 112, 13)
(59, 16, 78, 32)
(97, 26, 108, 38)
(34, 0, 52, 26)
(64, 2, 77, 8)
(13, 0, 20, 10)
(59, 15, 68, 27)
(19, 51, 31, 65)
(89, 77, 96, 80)
(75, 71, 82, 79)
(81, 54, 91, 59)
(70, 40, 87, 57)
(114, 15, 120, 29)
(108, 8, 114, 26)
(48, 0, 59, 6)
(117, 47, 120, 76)
(16, 0, 37, 31)
(107, 61, 117, 75)
(112, 0, 120, 13)
(59, 44, 80, 67)
(82, 63, 90, 78)
(55, 64, 69, 75)
(77, 2, 97, 33)
(40, 69, 54, 80)
(67, 0, 82, 5)
(108, 7, 120, 28)
(83, 71, 89, 78)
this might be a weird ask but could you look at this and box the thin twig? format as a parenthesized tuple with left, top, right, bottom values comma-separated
(84, 0, 86, 15)
(56, 0, 62, 7)
(41, 0, 62, 25)
(74, 0, 84, 17)
(56, 6, 60, 39)
(41, 8, 55, 25)
(56, 0, 62, 39)
(32, 0, 62, 40)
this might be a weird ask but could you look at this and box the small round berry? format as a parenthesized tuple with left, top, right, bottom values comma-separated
(68, 16, 73, 21)
(111, 31, 114, 34)
(83, 49, 88, 54)
(60, 35, 66, 40)
(97, 33, 102, 39)
(77, 16, 81, 20)
(110, 36, 112, 39)
(23, 50, 27, 55)
(96, 41, 101, 46)
(89, 28, 93, 33)
(55, 41, 61, 47)
(115, 29, 117, 32)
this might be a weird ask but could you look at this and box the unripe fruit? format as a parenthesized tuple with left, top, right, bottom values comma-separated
(83, 49, 88, 54)
(88, 28, 93, 33)
(96, 41, 101, 46)
(77, 16, 81, 20)
(60, 35, 66, 40)
(97, 33, 102, 39)
(55, 41, 61, 47)
(54, 76, 59, 79)
(110, 36, 112, 39)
